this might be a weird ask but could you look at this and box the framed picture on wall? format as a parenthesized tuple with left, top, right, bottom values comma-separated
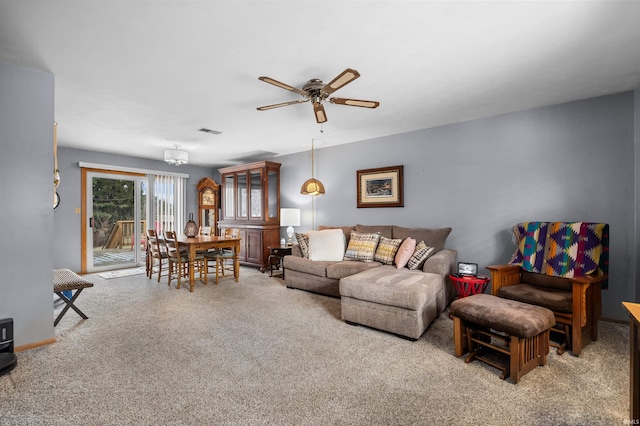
(356, 165, 404, 208)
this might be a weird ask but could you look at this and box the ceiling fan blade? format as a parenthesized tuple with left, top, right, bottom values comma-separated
(258, 76, 307, 96)
(330, 98, 380, 108)
(313, 102, 327, 123)
(321, 68, 360, 95)
(257, 99, 308, 111)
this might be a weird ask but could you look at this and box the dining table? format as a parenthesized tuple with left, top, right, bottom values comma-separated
(176, 234, 241, 292)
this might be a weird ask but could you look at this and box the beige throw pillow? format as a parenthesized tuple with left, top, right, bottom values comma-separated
(308, 229, 346, 261)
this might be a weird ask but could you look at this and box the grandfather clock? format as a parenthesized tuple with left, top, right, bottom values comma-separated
(196, 177, 220, 235)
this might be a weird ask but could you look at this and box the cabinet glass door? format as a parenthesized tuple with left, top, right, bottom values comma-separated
(237, 173, 247, 218)
(224, 175, 235, 219)
(250, 170, 262, 218)
(268, 169, 278, 219)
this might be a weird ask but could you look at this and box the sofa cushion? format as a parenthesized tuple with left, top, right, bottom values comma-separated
(521, 270, 572, 292)
(374, 236, 402, 265)
(344, 231, 381, 262)
(308, 229, 345, 261)
(392, 226, 452, 252)
(295, 233, 310, 258)
(395, 237, 416, 268)
(339, 265, 442, 311)
(326, 260, 382, 280)
(283, 256, 333, 278)
(319, 226, 355, 245)
(356, 224, 393, 239)
(407, 241, 435, 270)
(497, 283, 572, 313)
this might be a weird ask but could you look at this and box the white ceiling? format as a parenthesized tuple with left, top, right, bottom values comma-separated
(1, 1, 640, 166)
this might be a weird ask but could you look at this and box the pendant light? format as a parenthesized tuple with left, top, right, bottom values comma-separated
(164, 144, 189, 166)
(300, 139, 325, 196)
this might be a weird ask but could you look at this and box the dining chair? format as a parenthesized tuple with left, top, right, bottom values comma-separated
(146, 229, 168, 282)
(164, 230, 207, 289)
(205, 228, 239, 284)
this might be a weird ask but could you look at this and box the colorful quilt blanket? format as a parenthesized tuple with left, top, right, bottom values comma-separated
(509, 222, 609, 288)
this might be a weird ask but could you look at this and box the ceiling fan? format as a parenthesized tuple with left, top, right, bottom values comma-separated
(256, 68, 380, 124)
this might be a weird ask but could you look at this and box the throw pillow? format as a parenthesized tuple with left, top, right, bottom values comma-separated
(407, 240, 435, 270)
(295, 233, 310, 258)
(395, 237, 416, 269)
(374, 236, 402, 265)
(308, 229, 346, 261)
(344, 231, 381, 263)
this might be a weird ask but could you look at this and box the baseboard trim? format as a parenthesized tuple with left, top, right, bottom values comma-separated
(15, 337, 56, 352)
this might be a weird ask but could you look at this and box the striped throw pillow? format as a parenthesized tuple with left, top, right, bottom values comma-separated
(295, 233, 310, 258)
(344, 231, 381, 263)
(407, 240, 435, 270)
(374, 236, 402, 265)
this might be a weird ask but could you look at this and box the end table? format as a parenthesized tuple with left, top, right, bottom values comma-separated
(268, 246, 292, 278)
(449, 274, 491, 299)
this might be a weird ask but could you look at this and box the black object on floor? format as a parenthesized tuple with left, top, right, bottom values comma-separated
(0, 318, 16, 376)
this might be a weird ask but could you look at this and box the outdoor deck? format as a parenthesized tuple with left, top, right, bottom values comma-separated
(93, 248, 143, 268)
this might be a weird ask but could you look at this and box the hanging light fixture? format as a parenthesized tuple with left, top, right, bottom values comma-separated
(164, 144, 189, 166)
(300, 138, 325, 196)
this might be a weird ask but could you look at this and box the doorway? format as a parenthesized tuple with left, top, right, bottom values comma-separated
(83, 170, 147, 273)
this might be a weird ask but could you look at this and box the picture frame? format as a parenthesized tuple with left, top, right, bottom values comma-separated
(356, 165, 404, 208)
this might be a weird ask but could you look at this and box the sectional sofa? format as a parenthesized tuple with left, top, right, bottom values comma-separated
(283, 224, 457, 339)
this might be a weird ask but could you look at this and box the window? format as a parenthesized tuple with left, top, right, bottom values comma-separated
(150, 174, 186, 235)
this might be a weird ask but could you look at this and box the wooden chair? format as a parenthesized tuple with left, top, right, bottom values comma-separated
(163, 231, 207, 290)
(146, 229, 168, 282)
(487, 265, 606, 356)
(205, 228, 238, 284)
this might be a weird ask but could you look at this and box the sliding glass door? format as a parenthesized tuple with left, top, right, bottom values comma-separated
(85, 171, 147, 273)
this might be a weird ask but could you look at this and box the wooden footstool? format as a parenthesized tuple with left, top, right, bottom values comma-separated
(450, 294, 555, 383)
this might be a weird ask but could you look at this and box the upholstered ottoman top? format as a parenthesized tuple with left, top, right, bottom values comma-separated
(450, 294, 555, 338)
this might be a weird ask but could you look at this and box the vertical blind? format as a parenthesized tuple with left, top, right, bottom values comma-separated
(151, 174, 186, 234)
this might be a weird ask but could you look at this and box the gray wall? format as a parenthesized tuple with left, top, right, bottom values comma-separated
(0, 60, 55, 346)
(278, 92, 636, 321)
(636, 86, 640, 301)
(54, 147, 219, 272)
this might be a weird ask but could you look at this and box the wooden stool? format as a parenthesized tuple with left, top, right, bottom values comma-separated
(450, 294, 555, 383)
(53, 269, 94, 326)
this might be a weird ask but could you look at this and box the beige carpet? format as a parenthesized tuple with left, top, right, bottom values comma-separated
(0, 267, 631, 425)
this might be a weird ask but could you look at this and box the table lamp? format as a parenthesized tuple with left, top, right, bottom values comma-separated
(280, 208, 301, 245)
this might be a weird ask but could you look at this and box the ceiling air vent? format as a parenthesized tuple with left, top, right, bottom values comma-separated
(198, 128, 222, 135)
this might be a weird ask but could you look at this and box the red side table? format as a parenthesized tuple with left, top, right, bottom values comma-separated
(449, 274, 491, 299)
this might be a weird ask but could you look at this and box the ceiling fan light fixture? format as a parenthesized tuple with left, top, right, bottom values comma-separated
(164, 145, 188, 166)
(256, 68, 378, 124)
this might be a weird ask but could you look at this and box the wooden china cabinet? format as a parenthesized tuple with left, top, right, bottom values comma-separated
(196, 177, 220, 236)
(218, 161, 281, 271)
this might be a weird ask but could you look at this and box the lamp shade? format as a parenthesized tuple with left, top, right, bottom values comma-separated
(280, 208, 300, 227)
(164, 147, 188, 165)
(300, 178, 325, 196)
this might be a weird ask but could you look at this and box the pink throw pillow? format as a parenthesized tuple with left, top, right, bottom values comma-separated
(395, 237, 416, 269)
